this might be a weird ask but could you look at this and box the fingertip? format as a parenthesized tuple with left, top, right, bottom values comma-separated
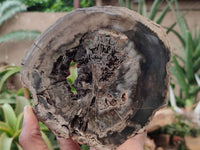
(117, 132, 147, 150)
(22, 105, 40, 132)
(24, 105, 32, 111)
(23, 105, 33, 119)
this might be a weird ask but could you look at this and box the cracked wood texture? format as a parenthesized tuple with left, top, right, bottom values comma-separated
(21, 6, 171, 150)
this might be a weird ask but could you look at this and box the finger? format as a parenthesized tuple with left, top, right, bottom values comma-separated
(131, 131, 147, 146)
(117, 131, 147, 150)
(57, 137, 81, 150)
(19, 106, 49, 150)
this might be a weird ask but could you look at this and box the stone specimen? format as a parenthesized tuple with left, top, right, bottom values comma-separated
(21, 6, 171, 150)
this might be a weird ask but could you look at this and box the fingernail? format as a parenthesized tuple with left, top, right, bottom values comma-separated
(24, 105, 31, 120)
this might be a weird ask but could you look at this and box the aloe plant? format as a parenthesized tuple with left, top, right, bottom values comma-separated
(0, 103, 25, 150)
(169, 2, 200, 103)
(0, 64, 59, 149)
(0, 0, 40, 44)
(0, 102, 55, 150)
(0, 0, 26, 26)
(168, 1, 200, 127)
(0, 30, 40, 43)
(118, 0, 175, 24)
(0, 65, 20, 92)
(0, 65, 61, 149)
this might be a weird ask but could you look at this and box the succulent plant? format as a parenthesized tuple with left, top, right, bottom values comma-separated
(21, 6, 171, 150)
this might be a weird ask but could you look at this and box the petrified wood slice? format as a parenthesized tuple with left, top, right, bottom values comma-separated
(21, 6, 171, 150)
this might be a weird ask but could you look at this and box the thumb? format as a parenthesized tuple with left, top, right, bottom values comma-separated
(57, 137, 81, 150)
(19, 106, 49, 150)
(117, 131, 147, 150)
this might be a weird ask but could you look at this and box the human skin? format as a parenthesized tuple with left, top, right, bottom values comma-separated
(19, 106, 146, 150)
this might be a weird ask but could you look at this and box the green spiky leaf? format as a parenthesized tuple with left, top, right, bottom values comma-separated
(0, 30, 40, 43)
(0, 66, 20, 91)
(0, 133, 13, 150)
(148, 0, 161, 20)
(15, 142, 22, 150)
(185, 31, 194, 83)
(14, 113, 23, 133)
(119, 0, 125, 7)
(169, 28, 185, 47)
(193, 42, 200, 60)
(15, 96, 30, 116)
(138, 0, 144, 15)
(193, 57, 200, 73)
(172, 56, 189, 97)
(156, 0, 175, 24)
(0, 0, 26, 26)
(0, 121, 13, 136)
(0, 98, 16, 105)
(1, 104, 16, 129)
(125, 0, 130, 9)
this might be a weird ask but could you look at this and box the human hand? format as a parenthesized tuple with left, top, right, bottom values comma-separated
(19, 106, 146, 150)
(19, 106, 81, 150)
